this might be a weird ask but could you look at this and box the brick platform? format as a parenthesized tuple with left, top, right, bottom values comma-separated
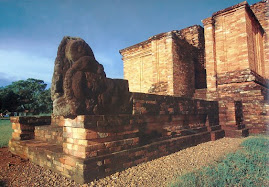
(9, 131, 213, 184)
(9, 95, 224, 184)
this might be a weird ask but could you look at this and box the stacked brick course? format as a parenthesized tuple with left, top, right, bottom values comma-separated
(120, 25, 206, 97)
(9, 94, 222, 183)
(62, 115, 140, 158)
(10, 116, 51, 141)
(120, 1, 268, 136)
(199, 1, 269, 136)
(250, 1, 269, 78)
(120, 33, 174, 95)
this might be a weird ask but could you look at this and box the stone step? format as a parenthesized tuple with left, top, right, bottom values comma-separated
(207, 125, 221, 131)
(210, 129, 225, 141)
(63, 136, 140, 158)
(221, 124, 246, 130)
(9, 130, 214, 184)
(224, 128, 249, 138)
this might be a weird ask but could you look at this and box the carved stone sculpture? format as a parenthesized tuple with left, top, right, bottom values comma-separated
(51, 36, 132, 117)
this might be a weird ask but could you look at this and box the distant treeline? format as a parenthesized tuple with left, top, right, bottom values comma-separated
(0, 78, 52, 115)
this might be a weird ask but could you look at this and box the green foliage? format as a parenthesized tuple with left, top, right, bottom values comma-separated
(0, 120, 12, 148)
(171, 136, 269, 187)
(36, 88, 53, 114)
(0, 78, 52, 114)
(0, 90, 19, 112)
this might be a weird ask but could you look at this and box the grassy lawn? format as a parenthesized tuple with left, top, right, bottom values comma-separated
(0, 119, 12, 148)
(171, 136, 269, 187)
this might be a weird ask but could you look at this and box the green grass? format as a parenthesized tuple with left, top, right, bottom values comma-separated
(0, 119, 12, 148)
(171, 136, 269, 187)
(0, 114, 51, 148)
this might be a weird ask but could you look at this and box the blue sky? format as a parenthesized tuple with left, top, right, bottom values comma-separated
(0, 0, 261, 87)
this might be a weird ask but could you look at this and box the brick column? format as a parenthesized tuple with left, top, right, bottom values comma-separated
(202, 17, 217, 91)
(264, 1, 269, 78)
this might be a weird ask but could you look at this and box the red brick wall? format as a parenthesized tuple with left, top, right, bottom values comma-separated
(10, 116, 51, 140)
(172, 35, 195, 97)
(203, 18, 217, 91)
(175, 25, 206, 89)
(217, 81, 269, 134)
(215, 7, 249, 73)
(200, 1, 269, 134)
(120, 33, 174, 95)
(59, 93, 220, 159)
(202, 1, 268, 90)
(246, 6, 265, 77)
(9, 93, 223, 183)
(251, 1, 269, 78)
(195, 69, 269, 134)
(120, 25, 205, 97)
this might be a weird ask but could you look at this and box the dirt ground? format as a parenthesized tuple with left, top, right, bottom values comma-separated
(0, 137, 244, 187)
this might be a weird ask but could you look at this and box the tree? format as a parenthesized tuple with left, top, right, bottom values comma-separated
(0, 89, 19, 112)
(36, 88, 53, 114)
(0, 78, 52, 114)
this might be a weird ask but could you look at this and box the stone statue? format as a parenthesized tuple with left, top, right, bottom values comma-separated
(51, 36, 132, 117)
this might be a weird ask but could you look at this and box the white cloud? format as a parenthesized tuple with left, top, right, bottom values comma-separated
(0, 49, 54, 84)
(0, 49, 124, 88)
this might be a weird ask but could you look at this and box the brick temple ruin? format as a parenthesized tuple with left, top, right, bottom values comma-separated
(9, 1, 268, 184)
(120, 0, 269, 136)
